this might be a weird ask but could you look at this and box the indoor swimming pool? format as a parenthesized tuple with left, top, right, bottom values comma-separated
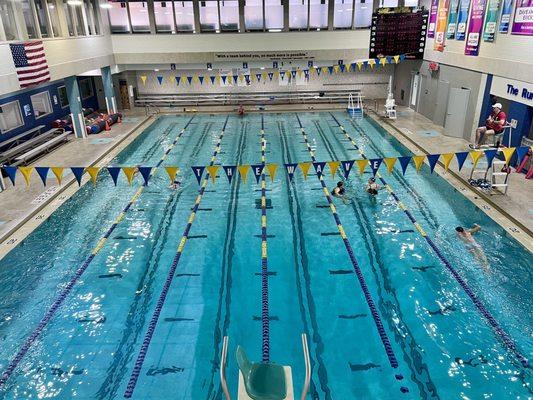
(0, 112, 531, 399)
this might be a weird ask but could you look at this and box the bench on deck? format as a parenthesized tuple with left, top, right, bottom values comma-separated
(0, 125, 45, 152)
(13, 131, 70, 166)
(0, 128, 65, 165)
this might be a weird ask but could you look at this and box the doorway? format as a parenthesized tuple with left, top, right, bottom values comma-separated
(444, 87, 470, 139)
(119, 80, 130, 110)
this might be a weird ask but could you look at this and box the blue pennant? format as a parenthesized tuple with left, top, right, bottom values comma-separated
(191, 166, 205, 184)
(244, 74, 250, 83)
(350, 63, 356, 71)
(341, 160, 355, 179)
(256, 73, 261, 82)
(210, 76, 216, 84)
(107, 166, 121, 186)
(455, 152, 469, 171)
(483, 149, 498, 168)
(198, 76, 204, 85)
(398, 156, 412, 175)
(426, 154, 440, 173)
(363, 61, 369, 69)
(340, 64, 346, 72)
(316, 67, 321, 76)
(71, 167, 85, 187)
(386, 56, 393, 64)
(268, 72, 274, 81)
(291, 70, 297, 79)
(138, 167, 152, 186)
(223, 166, 236, 183)
(35, 167, 50, 186)
(285, 163, 298, 182)
(328, 66, 334, 74)
(369, 158, 382, 176)
(3, 166, 17, 186)
(186, 76, 193, 85)
(157, 76, 163, 85)
(221, 75, 227, 84)
(304, 69, 309, 78)
(175, 76, 181, 85)
(233, 74, 239, 83)
(400, 54, 406, 61)
(251, 164, 264, 183)
(516, 146, 530, 165)
(312, 162, 326, 177)
(280, 71, 286, 79)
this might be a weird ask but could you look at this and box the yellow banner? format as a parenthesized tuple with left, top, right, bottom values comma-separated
(393, 55, 400, 64)
(321, 66, 328, 74)
(356, 159, 369, 175)
(328, 161, 340, 177)
(181, 74, 187, 85)
(140, 75, 147, 85)
(266, 164, 278, 182)
(441, 153, 454, 171)
(238, 165, 250, 183)
(206, 165, 219, 183)
(216, 75, 221, 84)
(51, 167, 64, 185)
(413, 155, 425, 172)
(169, 75, 175, 84)
(356, 62, 363, 71)
(19, 166, 33, 186)
(333, 65, 340, 73)
(380, 57, 387, 66)
(469, 151, 484, 169)
(297, 69, 303, 77)
(122, 167, 137, 185)
(345, 63, 351, 72)
(262, 71, 267, 81)
(368, 59, 376, 68)
(86, 167, 100, 185)
(274, 70, 280, 78)
(383, 157, 397, 173)
(502, 147, 516, 165)
(299, 162, 312, 180)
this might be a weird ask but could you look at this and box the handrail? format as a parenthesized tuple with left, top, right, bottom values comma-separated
(220, 336, 231, 400)
(300, 333, 311, 400)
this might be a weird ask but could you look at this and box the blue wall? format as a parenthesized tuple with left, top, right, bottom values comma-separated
(0, 77, 99, 144)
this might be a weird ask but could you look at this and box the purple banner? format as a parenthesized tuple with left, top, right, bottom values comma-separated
(428, 0, 440, 37)
(465, 0, 488, 55)
(512, 0, 533, 35)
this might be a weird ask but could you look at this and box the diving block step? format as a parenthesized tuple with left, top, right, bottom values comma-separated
(238, 367, 294, 400)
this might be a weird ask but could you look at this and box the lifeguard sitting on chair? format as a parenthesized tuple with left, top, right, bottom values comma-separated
(470, 103, 506, 149)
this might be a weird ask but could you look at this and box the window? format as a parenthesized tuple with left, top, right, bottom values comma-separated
(289, 0, 308, 30)
(245, 0, 263, 30)
(334, 0, 353, 28)
(154, 1, 174, 32)
(380, 0, 398, 6)
(47, 0, 61, 36)
(85, 0, 100, 34)
(108, 2, 130, 33)
(63, 0, 75, 35)
(354, 0, 371, 28)
(174, 1, 194, 32)
(30, 91, 53, 119)
(21, 0, 38, 38)
(265, 0, 283, 30)
(0, 1, 19, 40)
(310, 0, 328, 29)
(34, 0, 50, 37)
(404, 0, 418, 6)
(79, 78, 93, 99)
(73, 2, 87, 35)
(220, 0, 239, 31)
(0, 101, 24, 133)
(129, 1, 150, 33)
(57, 86, 69, 108)
(199, 1, 219, 32)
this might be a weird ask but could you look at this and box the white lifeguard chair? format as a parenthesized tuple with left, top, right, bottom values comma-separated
(384, 75, 397, 119)
(347, 93, 364, 119)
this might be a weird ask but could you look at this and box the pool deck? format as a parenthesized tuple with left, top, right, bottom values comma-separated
(0, 115, 153, 260)
(368, 106, 532, 252)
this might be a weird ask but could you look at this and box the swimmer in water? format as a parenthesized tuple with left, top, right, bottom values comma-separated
(366, 177, 380, 196)
(169, 180, 181, 190)
(332, 181, 350, 204)
(455, 224, 490, 272)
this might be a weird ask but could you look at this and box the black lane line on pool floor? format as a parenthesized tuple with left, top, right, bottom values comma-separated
(123, 116, 230, 398)
(0, 116, 197, 390)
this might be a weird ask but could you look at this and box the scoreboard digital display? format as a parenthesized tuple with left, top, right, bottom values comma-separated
(369, 8, 429, 59)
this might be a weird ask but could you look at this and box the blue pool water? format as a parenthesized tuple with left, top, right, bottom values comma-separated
(0, 112, 531, 399)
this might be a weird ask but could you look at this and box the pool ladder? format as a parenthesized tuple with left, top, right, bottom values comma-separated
(220, 334, 311, 400)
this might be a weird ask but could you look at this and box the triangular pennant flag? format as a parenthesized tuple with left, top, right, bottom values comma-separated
(400, 54, 406, 61)
(280, 71, 286, 79)
(383, 157, 397, 173)
(291, 70, 297, 79)
(266, 164, 278, 182)
(122, 167, 137, 185)
(268, 72, 274, 81)
(398, 156, 411, 175)
(233, 74, 239, 83)
(256, 73, 262, 82)
(216, 75, 221, 84)
(71, 167, 85, 186)
(169, 75, 175, 84)
(140, 75, 147, 85)
(412, 155, 425, 172)
(157, 76, 163, 85)
(356, 159, 369, 175)
(35, 167, 49, 186)
(333, 65, 340, 74)
(228, 75, 233, 84)
(18, 166, 33, 186)
(299, 162, 312, 180)
(316, 67, 321, 76)
(206, 165, 219, 183)
(244, 74, 250, 83)
(368, 59, 376, 68)
(379, 57, 387, 66)
(285, 163, 298, 181)
(393, 55, 400, 64)
(339, 64, 346, 73)
(249, 73, 255, 82)
(368, 159, 382, 176)
(455, 152, 469, 171)
(165, 166, 179, 183)
(328, 66, 334, 74)
(107, 166, 121, 186)
(223, 165, 236, 183)
(312, 161, 326, 177)
(502, 147, 516, 165)
(262, 71, 267, 81)
(356, 61, 363, 71)
(186, 76, 193, 84)
(483, 149, 498, 168)
(515, 146, 530, 165)
(210, 75, 216, 84)
(191, 166, 205, 184)
(328, 161, 340, 177)
(176, 76, 181, 85)
(363, 61, 369, 69)
(341, 160, 355, 179)
(222, 75, 227, 84)
(426, 154, 440, 173)
(251, 164, 264, 183)
(51, 167, 64, 185)
(85, 166, 100, 185)
(3, 166, 17, 186)
(297, 69, 303, 77)
(304, 69, 309, 79)
(238, 165, 250, 183)
(441, 153, 454, 171)
(193, 74, 199, 84)
(469, 151, 484, 170)
(138, 166, 152, 186)
(198, 75, 204, 85)
(346, 63, 352, 72)
(321, 66, 328, 75)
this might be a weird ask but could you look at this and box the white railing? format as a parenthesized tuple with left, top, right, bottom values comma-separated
(300, 333, 311, 400)
(221, 336, 231, 400)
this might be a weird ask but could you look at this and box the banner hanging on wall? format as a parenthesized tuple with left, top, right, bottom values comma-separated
(512, 0, 533, 35)
(455, 0, 472, 39)
(465, 0, 488, 55)
(499, 0, 515, 32)
(483, 0, 502, 41)
(428, 0, 440, 37)
(434, 0, 451, 50)
(446, 0, 461, 38)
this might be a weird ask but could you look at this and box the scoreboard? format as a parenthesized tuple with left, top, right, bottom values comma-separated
(369, 8, 429, 59)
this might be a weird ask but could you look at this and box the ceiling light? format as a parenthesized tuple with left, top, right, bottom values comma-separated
(100, 3, 112, 8)
(67, 0, 82, 5)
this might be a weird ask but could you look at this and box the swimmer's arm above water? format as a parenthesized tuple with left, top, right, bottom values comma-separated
(468, 224, 481, 235)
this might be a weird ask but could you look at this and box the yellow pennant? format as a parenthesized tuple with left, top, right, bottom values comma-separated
(469, 151, 484, 169)
(274, 70, 280, 78)
(502, 147, 516, 165)
(169, 75, 175, 84)
(379, 57, 387, 66)
(140, 75, 147, 85)
(238, 165, 250, 183)
(393, 55, 400, 64)
(193, 74, 199, 83)
(356, 62, 363, 71)
(165, 166, 179, 183)
(328, 161, 340, 177)
(368, 59, 376, 68)
(122, 167, 137, 185)
(345, 63, 351, 72)
(206, 165, 219, 183)
(413, 155, 425, 172)
(239, 74, 245, 82)
(266, 164, 278, 182)
(356, 159, 369, 175)
(216, 75, 221, 84)
(85, 167, 100, 185)
(383, 157, 397, 173)
(181, 74, 187, 85)
(297, 69, 303, 77)
(51, 167, 64, 185)
(321, 66, 328, 74)
(18, 166, 33, 186)
(225, 75, 231, 84)
(250, 74, 255, 82)
(333, 65, 340, 73)
(299, 162, 312, 180)
(262, 71, 267, 81)
(441, 153, 454, 171)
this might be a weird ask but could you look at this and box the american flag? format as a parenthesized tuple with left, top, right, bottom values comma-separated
(10, 41, 50, 89)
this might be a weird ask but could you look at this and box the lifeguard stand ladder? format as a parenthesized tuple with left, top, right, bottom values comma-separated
(347, 93, 364, 119)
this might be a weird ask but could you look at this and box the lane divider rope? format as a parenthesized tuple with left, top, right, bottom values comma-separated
(330, 112, 528, 368)
(123, 115, 230, 398)
(0, 116, 196, 389)
(295, 115, 408, 394)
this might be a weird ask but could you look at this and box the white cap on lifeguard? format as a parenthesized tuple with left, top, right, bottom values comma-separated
(492, 102, 503, 109)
